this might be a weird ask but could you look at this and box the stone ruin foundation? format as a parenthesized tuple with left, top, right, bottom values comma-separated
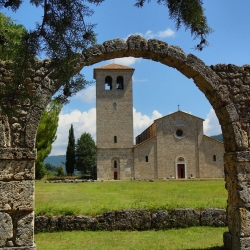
(0, 35, 250, 249)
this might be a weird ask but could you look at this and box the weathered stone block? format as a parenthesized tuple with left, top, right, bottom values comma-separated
(74, 215, 97, 231)
(0, 212, 13, 247)
(83, 44, 106, 64)
(151, 210, 171, 229)
(34, 216, 49, 233)
(47, 216, 60, 232)
(97, 212, 116, 231)
(216, 103, 239, 126)
(0, 148, 36, 160)
(16, 213, 34, 246)
(231, 235, 250, 250)
(103, 38, 128, 53)
(59, 216, 75, 231)
(148, 39, 168, 54)
(200, 208, 227, 227)
(169, 208, 200, 228)
(164, 45, 187, 68)
(0, 160, 35, 181)
(224, 154, 250, 182)
(126, 35, 148, 55)
(222, 122, 249, 152)
(114, 210, 151, 230)
(0, 180, 34, 210)
(228, 207, 250, 236)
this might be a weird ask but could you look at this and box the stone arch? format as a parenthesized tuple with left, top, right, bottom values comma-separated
(0, 35, 249, 249)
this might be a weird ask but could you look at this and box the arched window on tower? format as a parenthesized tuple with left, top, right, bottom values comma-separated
(105, 76, 112, 90)
(116, 76, 124, 90)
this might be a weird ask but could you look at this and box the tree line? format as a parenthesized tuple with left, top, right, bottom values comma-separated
(36, 121, 96, 179)
(65, 124, 96, 178)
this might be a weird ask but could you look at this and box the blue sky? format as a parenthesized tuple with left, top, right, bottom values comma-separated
(3, 1, 250, 155)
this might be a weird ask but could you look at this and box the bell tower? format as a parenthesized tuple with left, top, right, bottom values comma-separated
(94, 63, 134, 180)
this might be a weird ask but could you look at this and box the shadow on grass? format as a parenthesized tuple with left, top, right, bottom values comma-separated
(187, 247, 224, 250)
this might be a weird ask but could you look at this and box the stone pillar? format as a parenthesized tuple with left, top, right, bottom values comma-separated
(0, 148, 36, 249)
(224, 152, 250, 250)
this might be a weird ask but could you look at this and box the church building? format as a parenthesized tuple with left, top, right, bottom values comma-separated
(94, 63, 224, 180)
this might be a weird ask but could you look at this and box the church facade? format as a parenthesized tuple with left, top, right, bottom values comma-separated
(94, 63, 224, 180)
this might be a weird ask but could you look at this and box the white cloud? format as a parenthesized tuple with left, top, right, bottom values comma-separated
(125, 28, 175, 41)
(204, 108, 222, 136)
(132, 76, 148, 83)
(50, 108, 96, 155)
(74, 85, 96, 103)
(51, 107, 163, 155)
(157, 28, 175, 38)
(110, 57, 141, 66)
(133, 108, 163, 137)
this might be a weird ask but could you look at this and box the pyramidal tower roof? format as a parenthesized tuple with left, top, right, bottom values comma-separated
(94, 63, 134, 78)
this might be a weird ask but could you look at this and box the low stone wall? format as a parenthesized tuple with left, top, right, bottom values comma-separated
(35, 208, 227, 233)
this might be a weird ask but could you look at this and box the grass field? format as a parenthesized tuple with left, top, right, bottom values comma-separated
(35, 227, 226, 250)
(35, 179, 227, 216)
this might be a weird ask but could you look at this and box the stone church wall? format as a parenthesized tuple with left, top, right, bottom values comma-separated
(133, 137, 157, 179)
(199, 136, 224, 178)
(97, 148, 133, 180)
(156, 112, 204, 179)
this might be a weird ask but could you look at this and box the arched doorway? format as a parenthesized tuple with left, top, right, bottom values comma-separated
(175, 156, 186, 179)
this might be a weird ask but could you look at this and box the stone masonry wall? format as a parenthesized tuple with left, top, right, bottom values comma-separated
(133, 137, 157, 179)
(200, 136, 224, 178)
(35, 208, 227, 233)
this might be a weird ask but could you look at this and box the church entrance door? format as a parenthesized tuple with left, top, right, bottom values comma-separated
(114, 171, 118, 180)
(177, 164, 185, 178)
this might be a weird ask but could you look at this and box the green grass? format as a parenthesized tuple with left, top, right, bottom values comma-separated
(35, 227, 226, 250)
(35, 179, 227, 216)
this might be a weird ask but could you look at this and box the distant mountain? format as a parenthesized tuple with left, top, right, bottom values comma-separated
(210, 134, 223, 142)
(44, 155, 66, 169)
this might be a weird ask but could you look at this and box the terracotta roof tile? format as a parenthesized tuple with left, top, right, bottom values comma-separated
(95, 63, 134, 70)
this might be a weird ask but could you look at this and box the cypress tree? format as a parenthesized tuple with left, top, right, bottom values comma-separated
(65, 124, 75, 176)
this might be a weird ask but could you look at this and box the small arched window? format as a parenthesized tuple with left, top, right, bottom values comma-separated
(105, 76, 112, 90)
(145, 156, 148, 162)
(116, 76, 124, 90)
(114, 160, 117, 168)
(114, 136, 117, 143)
(213, 155, 216, 161)
(113, 102, 117, 110)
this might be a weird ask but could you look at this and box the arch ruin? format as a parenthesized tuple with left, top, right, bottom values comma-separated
(0, 35, 249, 249)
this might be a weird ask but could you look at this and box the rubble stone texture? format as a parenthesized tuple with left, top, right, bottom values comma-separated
(34, 208, 227, 233)
(0, 35, 250, 249)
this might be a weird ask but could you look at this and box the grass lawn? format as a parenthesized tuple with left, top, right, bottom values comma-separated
(35, 227, 226, 250)
(35, 179, 227, 216)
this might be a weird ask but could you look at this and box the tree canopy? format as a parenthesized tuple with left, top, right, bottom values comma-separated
(0, 0, 212, 115)
(75, 132, 96, 177)
(35, 99, 62, 179)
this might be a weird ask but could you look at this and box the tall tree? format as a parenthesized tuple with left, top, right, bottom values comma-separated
(65, 124, 75, 175)
(35, 99, 62, 179)
(75, 132, 96, 177)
